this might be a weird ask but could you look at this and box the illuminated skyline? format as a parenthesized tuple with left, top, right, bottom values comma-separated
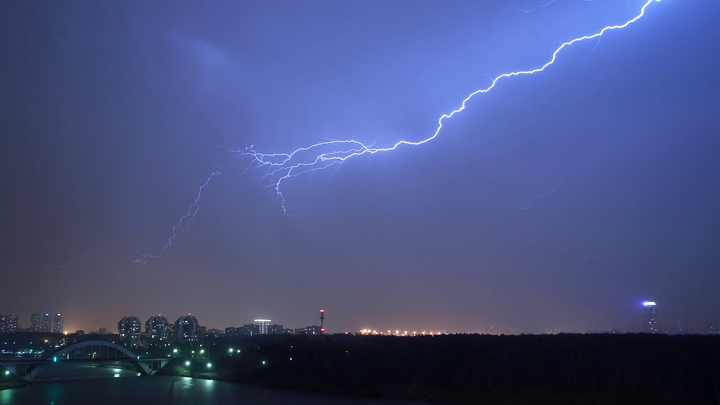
(0, 0, 717, 334)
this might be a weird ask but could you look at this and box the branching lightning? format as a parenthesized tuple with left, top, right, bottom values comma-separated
(233, 0, 660, 215)
(59, 0, 662, 276)
(492, 0, 560, 38)
(521, 179, 565, 210)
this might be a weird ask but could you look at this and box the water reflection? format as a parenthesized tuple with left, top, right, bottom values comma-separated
(0, 376, 427, 405)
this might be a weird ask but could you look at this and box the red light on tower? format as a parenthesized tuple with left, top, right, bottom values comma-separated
(319, 309, 325, 333)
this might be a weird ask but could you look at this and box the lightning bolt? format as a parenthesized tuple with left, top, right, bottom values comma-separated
(59, 0, 663, 275)
(521, 179, 565, 210)
(491, 0, 560, 38)
(234, 0, 661, 215)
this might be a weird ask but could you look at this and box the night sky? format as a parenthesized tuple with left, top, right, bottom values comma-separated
(1, 0, 717, 335)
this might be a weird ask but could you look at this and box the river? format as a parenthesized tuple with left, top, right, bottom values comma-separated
(0, 375, 426, 405)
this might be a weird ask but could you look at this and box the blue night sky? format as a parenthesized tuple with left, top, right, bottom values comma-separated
(0, 0, 717, 334)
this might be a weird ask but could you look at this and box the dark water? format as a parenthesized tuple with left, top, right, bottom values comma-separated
(0, 375, 425, 405)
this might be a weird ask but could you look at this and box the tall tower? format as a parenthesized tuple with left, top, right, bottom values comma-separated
(146, 315, 170, 347)
(118, 316, 142, 348)
(642, 301, 660, 333)
(175, 314, 199, 343)
(42, 313, 51, 332)
(53, 312, 64, 333)
(30, 313, 41, 332)
(319, 309, 325, 333)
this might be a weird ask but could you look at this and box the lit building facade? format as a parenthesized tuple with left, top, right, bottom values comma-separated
(52, 312, 64, 334)
(42, 313, 51, 332)
(0, 315, 18, 333)
(294, 326, 322, 335)
(254, 319, 271, 335)
(226, 321, 283, 336)
(118, 316, 142, 348)
(175, 315, 199, 344)
(30, 313, 41, 332)
(642, 301, 660, 334)
(145, 315, 169, 347)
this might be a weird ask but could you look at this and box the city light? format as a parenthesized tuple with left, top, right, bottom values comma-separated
(185, 361, 190, 366)
(359, 329, 445, 336)
(207, 363, 212, 368)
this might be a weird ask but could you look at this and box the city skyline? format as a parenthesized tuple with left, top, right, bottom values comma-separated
(4, 299, 714, 335)
(0, 1, 717, 334)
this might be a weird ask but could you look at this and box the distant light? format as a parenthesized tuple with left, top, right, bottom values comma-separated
(53, 357, 57, 362)
(228, 348, 233, 353)
(320, 309, 325, 313)
(114, 374, 120, 378)
(206, 363, 212, 368)
(643, 301, 657, 306)
(4, 371, 9, 375)
(200, 350, 204, 354)
(261, 360, 266, 365)
(185, 361, 190, 366)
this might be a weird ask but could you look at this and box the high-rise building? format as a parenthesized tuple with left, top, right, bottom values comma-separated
(118, 316, 142, 348)
(642, 301, 660, 333)
(254, 319, 271, 335)
(145, 315, 169, 347)
(42, 313, 51, 332)
(0, 315, 18, 333)
(52, 312, 63, 333)
(30, 313, 41, 332)
(175, 315, 199, 344)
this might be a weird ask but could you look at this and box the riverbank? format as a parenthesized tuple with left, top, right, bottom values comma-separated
(156, 333, 719, 404)
(0, 381, 30, 391)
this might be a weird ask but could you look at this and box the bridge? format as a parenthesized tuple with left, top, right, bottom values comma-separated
(0, 340, 170, 381)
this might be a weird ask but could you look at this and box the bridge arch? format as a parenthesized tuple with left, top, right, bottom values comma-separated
(2, 340, 170, 381)
(47, 340, 136, 361)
